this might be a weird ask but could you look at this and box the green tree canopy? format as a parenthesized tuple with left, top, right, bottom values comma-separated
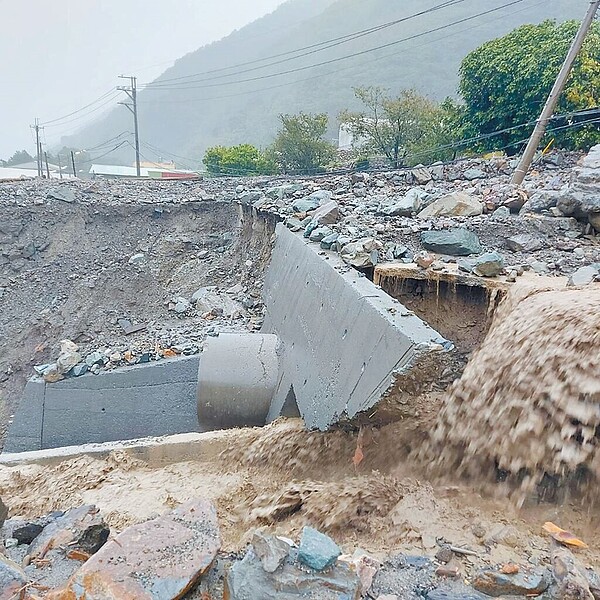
(203, 144, 275, 176)
(340, 87, 458, 168)
(271, 113, 336, 174)
(459, 19, 600, 154)
(1, 150, 34, 167)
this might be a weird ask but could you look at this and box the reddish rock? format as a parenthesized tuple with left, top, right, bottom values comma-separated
(28, 505, 108, 561)
(48, 499, 220, 600)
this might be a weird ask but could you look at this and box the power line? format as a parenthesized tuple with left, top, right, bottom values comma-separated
(141, 0, 470, 88)
(118, 76, 141, 177)
(136, 0, 546, 106)
(43, 92, 121, 129)
(40, 89, 117, 126)
(142, 0, 531, 91)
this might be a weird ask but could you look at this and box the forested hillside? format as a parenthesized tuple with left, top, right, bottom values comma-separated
(67, 0, 591, 166)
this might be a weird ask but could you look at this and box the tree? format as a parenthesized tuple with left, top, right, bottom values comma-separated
(271, 113, 335, 174)
(459, 20, 600, 154)
(203, 144, 275, 176)
(1, 150, 34, 167)
(340, 87, 457, 168)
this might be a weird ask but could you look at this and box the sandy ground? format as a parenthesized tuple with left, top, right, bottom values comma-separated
(2, 419, 600, 579)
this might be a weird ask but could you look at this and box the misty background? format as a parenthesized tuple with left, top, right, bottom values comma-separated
(0, 0, 285, 157)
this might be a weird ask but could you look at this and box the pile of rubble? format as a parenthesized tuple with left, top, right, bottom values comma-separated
(1, 495, 599, 599)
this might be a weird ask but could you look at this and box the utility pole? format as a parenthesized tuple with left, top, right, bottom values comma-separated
(31, 119, 42, 177)
(512, 0, 600, 185)
(57, 154, 63, 180)
(44, 151, 50, 179)
(118, 75, 141, 177)
(70, 151, 77, 178)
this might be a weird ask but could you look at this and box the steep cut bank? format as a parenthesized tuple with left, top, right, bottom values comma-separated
(423, 280, 600, 502)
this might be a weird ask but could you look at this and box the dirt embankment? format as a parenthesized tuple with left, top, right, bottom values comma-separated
(0, 198, 275, 443)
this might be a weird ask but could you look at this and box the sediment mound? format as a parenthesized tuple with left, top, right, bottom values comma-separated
(425, 282, 600, 498)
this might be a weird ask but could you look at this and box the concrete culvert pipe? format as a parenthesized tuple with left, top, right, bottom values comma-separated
(197, 333, 280, 431)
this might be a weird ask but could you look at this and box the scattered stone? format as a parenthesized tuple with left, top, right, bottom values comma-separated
(412, 167, 432, 185)
(0, 499, 7, 529)
(472, 567, 551, 597)
(285, 217, 304, 232)
(340, 238, 383, 268)
(298, 526, 341, 571)
(47, 188, 75, 203)
(0, 554, 28, 600)
(128, 253, 145, 265)
(69, 363, 88, 377)
(490, 206, 511, 219)
(463, 167, 486, 180)
(117, 318, 147, 335)
(225, 547, 360, 600)
(435, 547, 454, 564)
(427, 585, 489, 600)
(13, 523, 44, 545)
(567, 265, 599, 287)
(309, 226, 333, 243)
(309, 200, 340, 226)
(506, 234, 544, 252)
(252, 531, 290, 573)
(320, 233, 339, 250)
(29, 505, 108, 561)
(421, 229, 482, 256)
(415, 250, 436, 269)
(48, 499, 220, 600)
(459, 251, 505, 278)
(84, 351, 104, 368)
(436, 560, 461, 578)
(56, 339, 81, 375)
(383, 188, 431, 217)
(174, 297, 191, 314)
(520, 190, 560, 214)
(551, 547, 594, 600)
(418, 192, 483, 218)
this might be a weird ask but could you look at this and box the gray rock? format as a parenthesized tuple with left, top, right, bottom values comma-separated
(567, 265, 599, 287)
(463, 168, 486, 180)
(340, 238, 383, 268)
(85, 352, 105, 367)
(70, 363, 89, 377)
(506, 234, 544, 253)
(427, 585, 489, 600)
(529, 260, 549, 274)
(471, 252, 505, 277)
(0, 554, 28, 598)
(128, 253, 145, 265)
(421, 229, 482, 256)
(47, 188, 75, 203)
(320, 233, 339, 250)
(418, 192, 483, 218)
(252, 532, 290, 573)
(266, 184, 304, 200)
(298, 527, 341, 571)
(412, 167, 432, 185)
(292, 197, 321, 213)
(383, 188, 431, 217)
(285, 217, 304, 232)
(226, 548, 360, 600)
(174, 297, 191, 314)
(490, 206, 511, 219)
(0, 498, 7, 529)
(520, 190, 560, 214)
(472, 567, 551, 597)
(589, 212, 600, 232)
(309, 201, 340, 226)
(309, 226, 333, 243)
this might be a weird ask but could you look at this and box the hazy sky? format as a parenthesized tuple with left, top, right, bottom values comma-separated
(0, 0, 286, 158)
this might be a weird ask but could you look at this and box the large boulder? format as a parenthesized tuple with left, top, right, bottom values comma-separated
(340, 238, 383, 268)
(382, 188, 431, 217)
(421, 229, 482, 256)
(418, 192, 483, 219)
(48, 499, 220, 600)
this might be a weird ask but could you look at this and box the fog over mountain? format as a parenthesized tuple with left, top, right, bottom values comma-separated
(0, 0, 286, 158)
(8, 0, 590, 166)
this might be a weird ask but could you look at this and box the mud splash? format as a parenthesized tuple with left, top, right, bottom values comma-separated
(421, 281, 600, 503)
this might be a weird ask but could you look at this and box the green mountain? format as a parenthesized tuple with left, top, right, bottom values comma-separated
(68, 0, 591, 168)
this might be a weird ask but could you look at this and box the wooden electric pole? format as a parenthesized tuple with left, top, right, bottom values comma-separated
(31, 119, 42, 176)
(512, 0, 600, 185)
(57, 154, 63, 179)
(118, 75, 141, 177)
(71, 151, 77, 178)
(44, 152, 50, 179)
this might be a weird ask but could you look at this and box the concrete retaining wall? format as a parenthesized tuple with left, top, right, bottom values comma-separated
(4, 356, 200, 453)
(262, 224, 451, 430)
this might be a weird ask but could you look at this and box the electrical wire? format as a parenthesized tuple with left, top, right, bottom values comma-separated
(141, 0, 470, 88)
(142, 0, 531, 91)
(40, 89, 118, 126)
(43, 92, 121, 130)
